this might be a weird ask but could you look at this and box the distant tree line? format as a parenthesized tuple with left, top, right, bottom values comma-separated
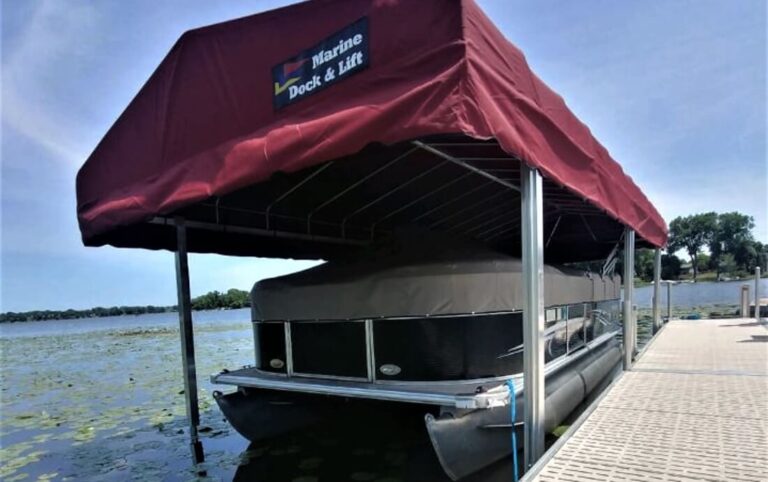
(571, 211, 765, 283)
(188, 288, 250, 311)
(631, 211, 766, 282)
(0, 288, 251, 323)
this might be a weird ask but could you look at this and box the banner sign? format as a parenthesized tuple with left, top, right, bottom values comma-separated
(272, 17, 369, 110)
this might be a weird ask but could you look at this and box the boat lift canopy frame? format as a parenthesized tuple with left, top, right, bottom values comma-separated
(143, 136, 651, 264)
(168, 140, 663, 468)
(75, 0, 668, 471)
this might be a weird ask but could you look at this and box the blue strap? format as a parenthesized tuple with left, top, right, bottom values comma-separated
(506, 379, 519, 482)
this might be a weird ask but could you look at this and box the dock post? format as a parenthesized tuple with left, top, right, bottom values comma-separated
(756, 267, 762, 322)
(520, 165, 546, 468)
(652, 248, 661, 333)
(740, 285, 750, 318)
(666, 282, 672, 322)
(623, 228, 635, 369)
(174, 217, 205, 466)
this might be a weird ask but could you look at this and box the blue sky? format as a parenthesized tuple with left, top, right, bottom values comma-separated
(1, 0, 765, 312)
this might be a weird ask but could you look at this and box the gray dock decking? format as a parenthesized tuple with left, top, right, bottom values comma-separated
(528, 318, 768, 482)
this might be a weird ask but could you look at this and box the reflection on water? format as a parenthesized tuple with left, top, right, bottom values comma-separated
(230, 402, 519, 482)
(232, 408, 450, 482)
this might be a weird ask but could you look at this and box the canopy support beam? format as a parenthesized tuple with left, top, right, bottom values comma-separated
(410, 180, 495, 223)
(520, 164, 546, 468)
(756, 267, 762, 322)
(545, 215, 562, 248)
(652, 248, 662, 333)
(623, 228, 635, 370)
(151, 217, 368, 247)
(265, 161, 335, 230)
(307, 147, 418, 234)
(174, 217, 205, 467)
(427, 188, 508, 229)
(413, 141, 521, 192)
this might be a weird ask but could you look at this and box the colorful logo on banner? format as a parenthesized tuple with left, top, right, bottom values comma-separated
(274, 58, 310, 96)
(272, 17, 369, 109)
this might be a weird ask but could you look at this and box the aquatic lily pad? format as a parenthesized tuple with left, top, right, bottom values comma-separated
(5, 472, 30, 482)
(551, 425, 569, 437)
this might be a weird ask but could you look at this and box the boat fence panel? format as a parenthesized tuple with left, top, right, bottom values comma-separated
(593, 300, 622, 340)
(255, 322, 287, 374)
(250, 301, 621, 385)
(373, 313, 523, 381)
(291, 320, 368, 380)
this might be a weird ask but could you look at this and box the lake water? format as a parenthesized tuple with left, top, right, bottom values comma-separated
(0, 309, 253, 339)
(1, 279, 761, 481)
(1, 309, 255, 482)
(1, 309, 465, 482)
(634, 278, 767, 308)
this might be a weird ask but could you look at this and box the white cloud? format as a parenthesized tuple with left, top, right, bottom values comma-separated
(1, 0, 101, 166)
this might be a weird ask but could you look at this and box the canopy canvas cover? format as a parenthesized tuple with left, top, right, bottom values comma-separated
(76, 0, 667, 473)
(76, 0, 666, 260)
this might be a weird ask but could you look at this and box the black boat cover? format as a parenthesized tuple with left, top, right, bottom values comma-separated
(252, 236, 619, 321)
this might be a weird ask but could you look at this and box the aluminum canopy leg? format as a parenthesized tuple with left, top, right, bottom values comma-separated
(623, 228, 635, 370)
(652, 248, 661, 333)
(756, 267, 762, 322)
(520, 165, 545, 469)
(175, 217, 205, 467)
(666, 282, 672, 322)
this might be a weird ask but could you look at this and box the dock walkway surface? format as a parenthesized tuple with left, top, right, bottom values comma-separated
(529, 318, 768, 482)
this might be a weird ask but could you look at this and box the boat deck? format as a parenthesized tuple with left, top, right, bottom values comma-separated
(212, 332, 618, 410)
(527, 318, 768, 482)
(212, 365, 514, 409)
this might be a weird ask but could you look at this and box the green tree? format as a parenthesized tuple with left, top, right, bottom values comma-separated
(611, 248, 660, 282)
(223, 288, 250, 309)
(695, 252, 710, 273)
(661, 253, 682, 280)
(635, 249, 655, 282)
(667, 212, 717, 281)
(709, 212, 755, 277)
(2, 287, 250, 323)
(717, 253, 738, 276)
(755, 241, 768, 273)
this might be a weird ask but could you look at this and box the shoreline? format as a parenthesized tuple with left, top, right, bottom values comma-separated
(0, 306, 250, 325)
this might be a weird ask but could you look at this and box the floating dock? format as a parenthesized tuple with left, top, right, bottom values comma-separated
(526, 318, 768, 482)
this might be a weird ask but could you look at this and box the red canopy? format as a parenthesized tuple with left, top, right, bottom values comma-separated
(76, 0, 666, 259)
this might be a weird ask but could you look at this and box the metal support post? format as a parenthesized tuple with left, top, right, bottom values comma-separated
(652, 249, 661, 333)
(740, 285, 750, 318)
(175, 217, 205, 466)
(622, 228, 635, 370)
(666, 282, 672, 321)
(756, 267, 762, 322)
(520, 165, 545, 468)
